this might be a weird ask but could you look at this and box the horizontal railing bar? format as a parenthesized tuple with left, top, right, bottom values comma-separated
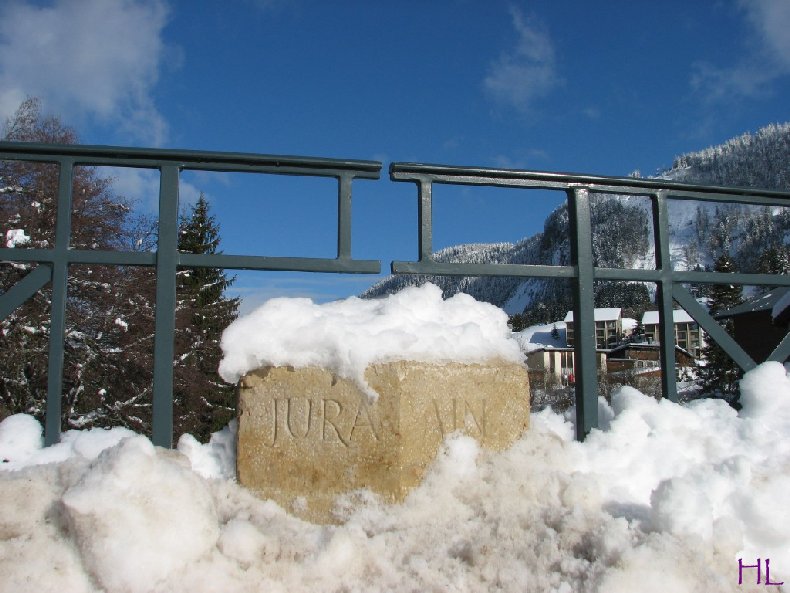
(387, 263, 790, 285)
(664, 190, 790, 208)
(672, 270, 790, 286)
(391, 260, 576, 278)
(0, 153, 380, 179)
(0, 142, 382, 176)
(0, 248, 53, 262)
(595, 268, 662, 281)
(179, 253, 381, 274)
(0, 248, 156, 266)
(179, 162, 381, 179)
(595, 268, 790, 286)
(69, 250, 157, 266)
(391, 170, 572, 191)
(9, 247, 784, 287)
(390, 162, 790, 201)
(1, 248, 382, 272)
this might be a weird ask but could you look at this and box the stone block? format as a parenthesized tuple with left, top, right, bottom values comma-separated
(236, 360, 530, 523)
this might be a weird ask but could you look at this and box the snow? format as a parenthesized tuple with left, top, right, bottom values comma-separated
(219, 283, 524, 397)
(4, 228, 30, 248)
(514, 321, 567, 351)
(642, 309, 694, 325)
(1, 361, 789, 592)
(564, 308, 621, 322)
(176, 420, 237, 481)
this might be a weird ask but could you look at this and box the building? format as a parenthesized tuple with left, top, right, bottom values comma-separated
(641, 309, 704, 359)
(525, 346, 608, 388)
(606, 343, 696, 379)
(716, 287, 790, 363)
(564, 308, 622, 350)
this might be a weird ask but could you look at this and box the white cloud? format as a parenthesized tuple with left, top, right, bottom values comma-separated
(0, 0, 171, 145)
(582, 106, 601, 120)
(691, 0, 790, 103)
(483, 8, 561, 113)
(741, 0, 790, 69)
(690, 61, 776, 102)
(105, 167, 203, 214)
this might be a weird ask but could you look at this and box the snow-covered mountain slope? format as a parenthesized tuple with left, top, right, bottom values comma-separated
(362, 123, 790, 318)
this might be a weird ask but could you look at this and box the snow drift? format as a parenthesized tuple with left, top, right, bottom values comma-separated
(1, 361, 788, 592)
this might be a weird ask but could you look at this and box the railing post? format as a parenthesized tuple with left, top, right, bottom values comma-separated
(337, 174, 353, 260)
(568, 187, 599, 440)
(417, 178, 433, 262)
(652, 191, 678, 402)
(151, 165, 180, 448)
(44, 158, 74, 445)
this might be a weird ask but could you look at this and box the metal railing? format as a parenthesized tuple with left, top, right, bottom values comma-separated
(0, 142, 382, 447)
(389, 162, 790, 440)
(2, 142, 789, 446)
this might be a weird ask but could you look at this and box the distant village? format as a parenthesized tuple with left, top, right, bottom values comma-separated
(518, 286, 790, 402)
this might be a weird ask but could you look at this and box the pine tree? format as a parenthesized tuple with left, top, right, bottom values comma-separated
(632, 317, 645, 343)
(508, 312, 529, 332)
(1, 98, 157, 431)
(756, 245, 790, 293)
(173, 194, 239, 441)
(697, 254, 744, 404)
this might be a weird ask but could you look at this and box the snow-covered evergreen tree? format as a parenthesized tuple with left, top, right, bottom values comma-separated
(0, 98, 157, 431)
(757, 244, 790, 278)
(1, 104, 240, 440)
(697, 254, 743, 404)
(173, 194, 239, 440)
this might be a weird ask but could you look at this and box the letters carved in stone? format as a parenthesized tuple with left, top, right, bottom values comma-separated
(236, 361, 529, 523)
(257, 397, 380, 447)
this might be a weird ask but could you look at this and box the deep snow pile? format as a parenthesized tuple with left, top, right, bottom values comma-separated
(219, 283, 524, 396)
(1, 362, 788, 592)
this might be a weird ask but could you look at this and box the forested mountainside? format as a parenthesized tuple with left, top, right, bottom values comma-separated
(666, 123, 790, 189)
(361, 123, 790, 323)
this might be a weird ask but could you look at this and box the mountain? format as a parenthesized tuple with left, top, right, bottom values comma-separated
(362, 123, 790, 322)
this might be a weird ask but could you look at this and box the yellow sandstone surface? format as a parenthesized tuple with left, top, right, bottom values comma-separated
(236, 360, 530, 523)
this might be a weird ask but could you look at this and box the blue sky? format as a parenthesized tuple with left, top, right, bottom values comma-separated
(2, 0, 790, 312)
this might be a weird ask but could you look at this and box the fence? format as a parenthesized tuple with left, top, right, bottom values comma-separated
(1, 142, 789, 446)
(0, 142, 381, 446)
(390, 163, 790, 439)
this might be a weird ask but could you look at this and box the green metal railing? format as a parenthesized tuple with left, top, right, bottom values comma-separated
(2, 142, 789, 446)
(389, 162, 790, 440)
(0, 142, 381, 447)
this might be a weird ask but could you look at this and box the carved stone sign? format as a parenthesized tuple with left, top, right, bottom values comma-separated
(236, 360, 530, 523)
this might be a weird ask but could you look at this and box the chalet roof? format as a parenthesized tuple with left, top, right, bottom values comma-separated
(526, 346, 608, 354)
(641, 309, 694, 325)
(525, 346, 575, 353)
(716, 286, 790, 319)
(564, 308, 621, 323)
(608, 342, 695, 360)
